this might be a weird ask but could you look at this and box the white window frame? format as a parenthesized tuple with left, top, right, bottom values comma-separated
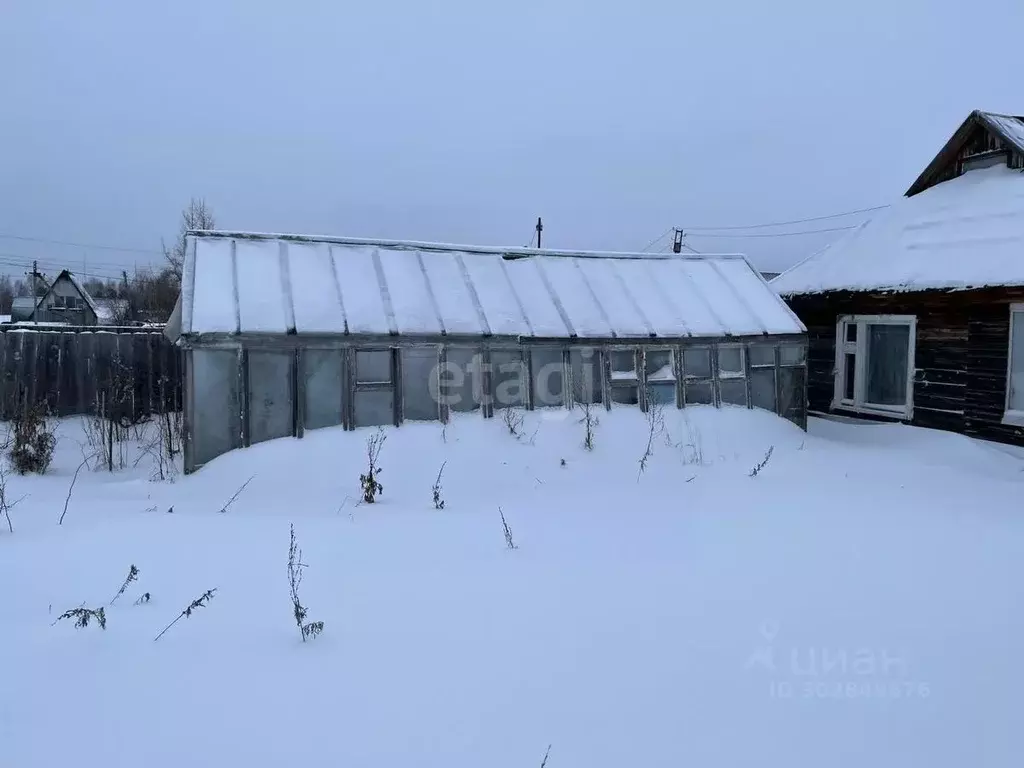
(833, 314, 916, 419)
(1003, 303, 1024, 426)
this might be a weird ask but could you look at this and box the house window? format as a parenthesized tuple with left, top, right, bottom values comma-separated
(961, 150, 1007, 174)
(1004, 304, 1024, 424)
(834, 315, 916, 418)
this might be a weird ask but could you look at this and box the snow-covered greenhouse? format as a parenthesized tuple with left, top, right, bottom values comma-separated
(166, 231, 808, 472)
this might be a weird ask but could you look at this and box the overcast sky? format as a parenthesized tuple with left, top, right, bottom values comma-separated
(2, 0, 1023, 284)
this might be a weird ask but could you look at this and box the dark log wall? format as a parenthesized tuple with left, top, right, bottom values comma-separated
(786, 288, 1024, 446)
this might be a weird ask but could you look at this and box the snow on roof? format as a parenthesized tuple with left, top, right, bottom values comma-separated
(773, 165, 1024, 296)
(979, 112, 1024, 156)
(179, 232, 805, 339)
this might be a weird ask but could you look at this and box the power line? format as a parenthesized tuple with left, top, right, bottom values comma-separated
(681, 204, 889, 232)
(0, 253, 127, 281)
(640, 227, 674, 252)
(0, 232, 164, 256)
(684, 224, 860, 239)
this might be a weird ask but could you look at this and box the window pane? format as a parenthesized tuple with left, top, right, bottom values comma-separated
(750, 368, 776, 412)
(780, 344, 806, 366)
(843, 353, 856, 401)
(402, 347, 439, 422)
(748, 345, 774, 367)
(611, 385, 639, 405)
(356, 350, 391, 384)
(865, 324, 910, 406)
(531, 349, 564, 407)
(845, 323, 857, 343)
(491, 350, 526, 409)
(248, 352, 293, 444)
(719, 378, 747, 406)
(354, 389, 393, 427)
(191, 350, 241, 465)
(685, 380, 714, 405)
(644, 349, 675, 380)
(683, 348, 711, 379)
(718, 346, 744, 375)
(303, 349, 343, 431)
(570, 349, 602, 404)
(1010, 312, 1024, 411)
(442, 347, 481, 413)
(647, 382, 676, 406)
(610, 349, 637, 380)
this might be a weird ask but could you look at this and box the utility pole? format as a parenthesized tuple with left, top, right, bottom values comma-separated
(26, 261, 45, 296)
(672, 229, 684, 254)
(536, 217, 543, 249)
(122, 270, 134, 325)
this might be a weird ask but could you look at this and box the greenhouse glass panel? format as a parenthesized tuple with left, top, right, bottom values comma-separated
(531, 349, 564, 407)
(191, 350, 240, 466)
(303, 350, 344, 431)
(402, 347, 440, 422)
(248, 352, 293, 444)
(491, 350, 527, 409)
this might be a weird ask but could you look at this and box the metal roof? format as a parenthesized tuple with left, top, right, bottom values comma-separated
(178, 231, 805, 340)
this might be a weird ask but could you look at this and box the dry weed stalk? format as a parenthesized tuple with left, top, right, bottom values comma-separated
(153, 588, 217, 641)
(288, 524, 324, 642)
(360, 428, 386, 504)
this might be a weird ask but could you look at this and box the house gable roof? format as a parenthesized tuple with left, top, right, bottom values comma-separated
(179, 231, 806, 340)
(905, 110, 1024, 197)
(34, 270, 101, 318)
(772, 164, 1024, 296)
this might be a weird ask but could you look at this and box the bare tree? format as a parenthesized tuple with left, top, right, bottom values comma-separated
(163, 198, 216, 282)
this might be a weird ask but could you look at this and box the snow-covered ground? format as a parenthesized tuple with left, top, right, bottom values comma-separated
(1, 407, 1021, 767)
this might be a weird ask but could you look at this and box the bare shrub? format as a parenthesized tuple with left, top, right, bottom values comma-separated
(55, 606, 107, 630)
(431, 462, 446, 509)
(134, 417, 179, 482)
(576, 400, 598, 451)
(749, 445, 774, 478)
(360, 428, 386, 504)
(133, 592, 151, 606)
(57, 459, 87, 525)
(0, 461, 27, 534)
(153, 588, 217, 641)
(288, 524, 324, 642)
(501, 407, 525, 438)
(499, 506, 517, 550)
(637, 393, 666, 480)
(9, 398, 57, 475)
(676, 412, 705, 466)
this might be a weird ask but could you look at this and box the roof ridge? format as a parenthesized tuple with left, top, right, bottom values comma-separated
(186, 230, 745, 262)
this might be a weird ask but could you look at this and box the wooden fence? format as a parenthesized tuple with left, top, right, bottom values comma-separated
(0, 327, 182, 420)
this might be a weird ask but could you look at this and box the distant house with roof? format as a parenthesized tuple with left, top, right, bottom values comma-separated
(772, 109, 1024, 445)
(29, 270, 101, 325)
